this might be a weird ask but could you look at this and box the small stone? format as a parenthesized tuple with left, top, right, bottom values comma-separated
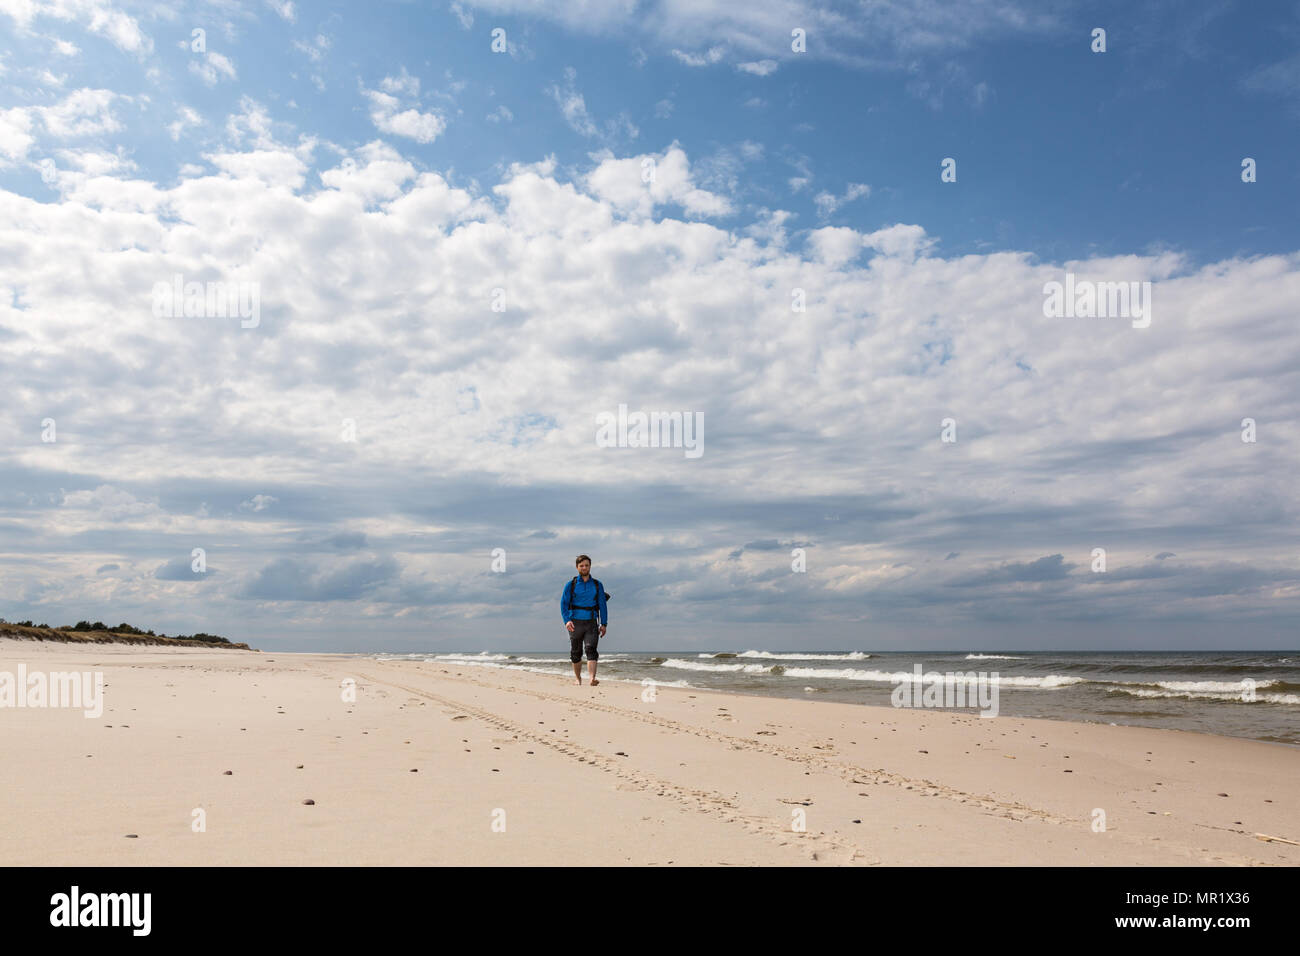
(296, 764, 303, 769)
(124, 834, 138, 839)
(302, 799, 315, 805)
(409, 768, 418, 772)
(223, 770, 232, 775)
(1217, 793, 1229, 797)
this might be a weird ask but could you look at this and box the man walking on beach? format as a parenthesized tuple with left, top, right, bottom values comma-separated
(561, 555, 607, 686)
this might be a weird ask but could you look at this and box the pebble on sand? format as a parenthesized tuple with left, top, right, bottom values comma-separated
(125, 834, 138, 839)
(302, 799, 315, 805)
(223, 770, 232, 775)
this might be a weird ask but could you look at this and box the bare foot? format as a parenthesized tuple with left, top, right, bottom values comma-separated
(590, 679, 599, 686)
(575, 679, 583, 685)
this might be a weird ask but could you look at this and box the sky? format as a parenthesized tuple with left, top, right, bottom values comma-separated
(1, 0, 1298, 652)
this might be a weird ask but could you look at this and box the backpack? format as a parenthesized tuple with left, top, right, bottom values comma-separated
(565, 576, 611, 616)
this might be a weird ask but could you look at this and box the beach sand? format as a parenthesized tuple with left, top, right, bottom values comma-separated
(2, 638, 1297, 866)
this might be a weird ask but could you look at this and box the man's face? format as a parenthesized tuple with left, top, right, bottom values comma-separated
(577, 560, 591, 577)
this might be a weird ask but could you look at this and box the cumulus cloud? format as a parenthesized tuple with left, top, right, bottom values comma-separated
(584, 144, 732, 218)
(364, 78, 446, 144)
(2, 118, 1299, 648)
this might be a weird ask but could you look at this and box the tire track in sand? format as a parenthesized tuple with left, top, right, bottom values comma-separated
(354, 670, 872, 864)
(392, 665, 1070, 826)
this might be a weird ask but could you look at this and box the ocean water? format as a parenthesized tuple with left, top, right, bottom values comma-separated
(370, 650, 1300, 746)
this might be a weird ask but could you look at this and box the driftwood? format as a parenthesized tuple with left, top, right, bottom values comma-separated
(1254, 833, 1300, 846)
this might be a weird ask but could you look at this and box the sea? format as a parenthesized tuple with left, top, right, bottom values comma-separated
(370, 649, 1300, 747)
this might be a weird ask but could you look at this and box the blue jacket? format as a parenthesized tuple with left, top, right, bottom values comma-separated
(561, 575, 607, 626)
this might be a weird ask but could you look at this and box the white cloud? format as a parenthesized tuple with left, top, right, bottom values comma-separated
(438, 0, 1060, 68)
(449, 1, 473, 29)
(266, 0, 295, 22)
(380, 68, 420, 97)
(189, 51, 237, 86)
(548, 67, 598, 137)
(670, 46, 725, 67)
(585, 144, 733, 218)
(365, 88, 445, 144)
(548, 66, 637, 142)
(3, 121, 1298, 643)
(54, 147, 136, 175)
(1, 0, 154, 56)
(862, 222, 935, 258)
(0, 107, 34, 163)
(485, 104, 513, 123)
(52, 38, 79, 56)
(38, 88, 121, 138)
(292, 34, 331, 63)
(168, 106, 202, 141)
(814, 181, 870, 218)
(737, 59, 778, 76)
(653, 98, 673, 119)
(806, 225, 866, 266)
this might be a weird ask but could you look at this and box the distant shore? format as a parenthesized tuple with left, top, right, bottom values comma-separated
(0, 622, 254, 651)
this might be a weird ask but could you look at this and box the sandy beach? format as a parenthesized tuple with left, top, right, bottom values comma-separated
(2, 637, 1297, 866)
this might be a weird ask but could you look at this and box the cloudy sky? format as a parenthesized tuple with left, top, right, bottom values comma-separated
(1, 0, 1298, 652)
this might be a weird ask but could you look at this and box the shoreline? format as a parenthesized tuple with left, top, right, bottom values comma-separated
(366, 648, 1300, 749)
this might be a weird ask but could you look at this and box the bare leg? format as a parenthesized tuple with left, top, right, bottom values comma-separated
(588, 659, 598, 686)
(572, 660, 582, 684)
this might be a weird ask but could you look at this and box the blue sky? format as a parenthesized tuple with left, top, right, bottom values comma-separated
(1, 0, 1299, 651)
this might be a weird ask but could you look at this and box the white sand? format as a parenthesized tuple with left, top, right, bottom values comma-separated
(2, 638, 1297, 865)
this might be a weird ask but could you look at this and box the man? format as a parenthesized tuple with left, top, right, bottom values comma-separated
(561, 554, 607, 686)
